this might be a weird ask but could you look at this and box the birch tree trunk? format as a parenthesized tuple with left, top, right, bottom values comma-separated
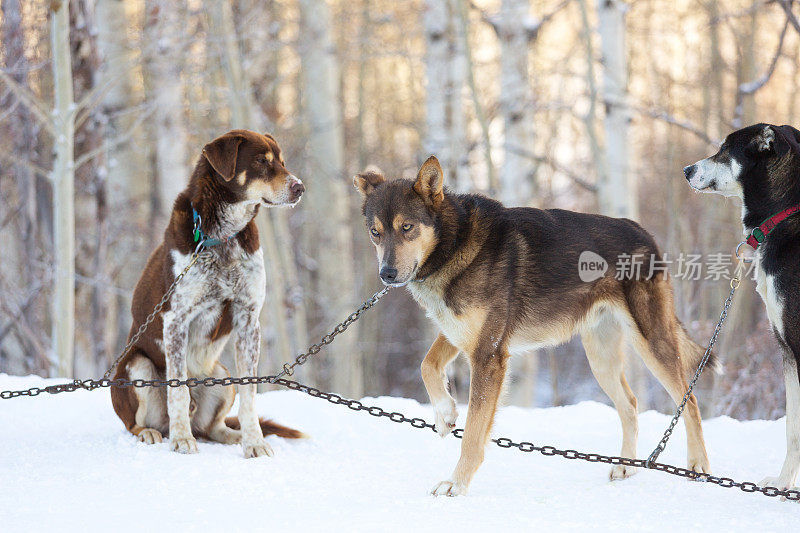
(145, 0, 189, 222)
(297, 0, 361, 397)
(207, 0, 297, 391)
(448, 0, 471, 192)
(95, 0, 146, 206)
(423, 0, 450, 168)
(596, 0, 635, 220)
(51, 0, 76, 377)
(499, 0, 535, 206)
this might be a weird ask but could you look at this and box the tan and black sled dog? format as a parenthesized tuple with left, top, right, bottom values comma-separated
(111, 130, 305, 457)
(354, 156, 711, 496)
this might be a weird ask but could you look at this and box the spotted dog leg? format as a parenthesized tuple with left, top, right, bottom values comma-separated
(164, 302, 199, 454)
(234, 306, 272, 458)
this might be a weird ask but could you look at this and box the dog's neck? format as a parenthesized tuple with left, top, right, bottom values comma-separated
(188, 161, 260, 240)
(414, 194, 481, 283)
(740, 158, 800, 232)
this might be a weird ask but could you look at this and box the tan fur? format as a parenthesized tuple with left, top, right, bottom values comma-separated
(357, 155, 711, 496)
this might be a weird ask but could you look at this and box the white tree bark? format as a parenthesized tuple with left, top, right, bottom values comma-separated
(499, 0, 535, 206)
(423, 0, 450, 168)
(145, 0, 189, 218)
(95, 0, 146, 204)
(596, 0, 635, 219)
(297, 0, 361, 397)
(51, 0, 76, 377)
(448, 0, 471, 192)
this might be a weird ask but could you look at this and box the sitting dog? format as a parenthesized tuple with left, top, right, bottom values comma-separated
(354, 157, 711, 496)
(111, 130, 305, 457)
(684, 123, 800, 493)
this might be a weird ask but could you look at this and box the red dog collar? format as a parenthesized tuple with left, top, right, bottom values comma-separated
(746, 202, 800, 249)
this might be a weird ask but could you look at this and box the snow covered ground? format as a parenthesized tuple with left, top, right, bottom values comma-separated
(1, 374, 797, 531)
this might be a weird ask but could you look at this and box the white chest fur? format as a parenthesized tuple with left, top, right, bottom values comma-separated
(753, 253, 785, 338)
(407, 282, 480, 353)
(164, 247, 266, 376)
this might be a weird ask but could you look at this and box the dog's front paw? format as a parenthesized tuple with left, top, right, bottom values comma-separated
(688, 458, 711, 475)
(760, 476, 799, 502)
(430, 479, 467, 497)
(243, 439, 274, 458)
(760, 476, 785, 489)
(170, 436, 198, 454)
(609, 465, 638, 481)
(433, 399, 458, 438)
(137, 428, 163, 445)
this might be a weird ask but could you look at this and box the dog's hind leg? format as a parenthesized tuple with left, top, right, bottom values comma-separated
(191, 362, 240, 444)
(625, 282, 711, 474)
(581, 312, 639, 480)
(421, 333, 460, 437)
(761, 347, 800, 494)
(125, 353, 169, 444)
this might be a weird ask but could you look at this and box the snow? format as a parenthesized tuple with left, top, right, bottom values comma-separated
(1, 374, 797, 531)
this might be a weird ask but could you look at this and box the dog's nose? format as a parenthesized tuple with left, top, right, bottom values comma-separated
(289, 179, 305, 197)
(379, 267, 398, 284)
(683, 165, 696, 181)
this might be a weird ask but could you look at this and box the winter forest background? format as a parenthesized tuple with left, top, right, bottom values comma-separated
(1, 0, 798, 421)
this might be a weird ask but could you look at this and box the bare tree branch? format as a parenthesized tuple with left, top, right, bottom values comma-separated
(526, 0, 571, 40)
(473, 0, 571, 41)
(628, 104, 720, 146)
(506, 145, 598, 193)
(0, 150, 52, 179)
(733, 16, 789, 127)
(0, 68, 55, 135)
(74, 102, 157, 170)
(778, 0, 800, 34)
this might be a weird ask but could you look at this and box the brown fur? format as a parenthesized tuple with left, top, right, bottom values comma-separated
(111, 130, 306, 450)
(356, 156, 710, 495)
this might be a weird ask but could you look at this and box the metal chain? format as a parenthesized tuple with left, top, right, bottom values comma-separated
(0, 286, 391, 400)
(646, 265, 742, 467)
(2, 258, 796, 502)
(3, 366, 796, 501)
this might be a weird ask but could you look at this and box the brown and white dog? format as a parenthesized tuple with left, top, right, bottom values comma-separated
(355, 157, 711, 496)
(111, 130, 305, 457)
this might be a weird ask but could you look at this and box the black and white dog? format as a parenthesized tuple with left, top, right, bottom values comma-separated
(684, 123, 800, 493)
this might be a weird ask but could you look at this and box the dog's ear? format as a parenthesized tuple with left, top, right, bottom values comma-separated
(353, 170, 386, 198)
(203, 133, 244, 181)
(413, 156, 444, 207)
(774, 125, 800, 158)
(753, 125, 776, 153)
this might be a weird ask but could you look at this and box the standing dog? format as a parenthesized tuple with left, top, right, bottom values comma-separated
(684, 123, 800, 493)
(111, 130, 305, 457)
(355, 157, 711, 496)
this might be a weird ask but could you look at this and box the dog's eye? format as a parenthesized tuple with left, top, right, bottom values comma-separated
(401, 223, 413, 232)
(370, 228, 380, 237)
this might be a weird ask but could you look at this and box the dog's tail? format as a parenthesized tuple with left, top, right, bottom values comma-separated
(676, 321, 716, 377)
(225, 417, 307, 439)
